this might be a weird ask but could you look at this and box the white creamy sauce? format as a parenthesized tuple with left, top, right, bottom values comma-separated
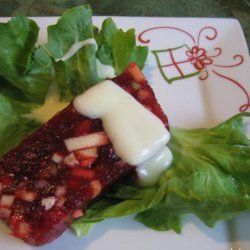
(73, 80, 172, 186)
(137, 147, 172, 186)
(55, 38, 97, 62)
(55, 38, 116, 79)
(24, 37, 116, 124)
(25, 83, 68, 123)
(96, 59, 116, 79)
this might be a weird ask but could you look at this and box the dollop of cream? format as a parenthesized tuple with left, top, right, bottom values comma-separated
(73, 80, 172, 185)
(96, 59, 116, 79)
(137, 147, 172, 186)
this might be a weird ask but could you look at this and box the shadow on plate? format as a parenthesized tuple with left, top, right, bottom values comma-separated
(226, 211, 250, 249)
(181, 213, 230, 244)
(35, 215, 144, 250)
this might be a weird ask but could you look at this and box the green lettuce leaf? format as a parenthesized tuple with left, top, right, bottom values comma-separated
(45, 5, 99, 96)
(0, 93, 40, 156)
(71, 183, 164, 236)
(71, 113, 250, 236)
(137, 113, 250, 232)
(95, 18, 148, 74)
(44, 6, 148, 96)
(0, 17, 55, 155)
(0, 4, 148, 156)
(0, 16, 53, 104)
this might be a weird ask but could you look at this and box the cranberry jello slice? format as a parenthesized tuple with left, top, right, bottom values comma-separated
(0, 63, 169, 245)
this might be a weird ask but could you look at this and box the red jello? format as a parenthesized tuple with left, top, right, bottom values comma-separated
(0, 63, 168, 245)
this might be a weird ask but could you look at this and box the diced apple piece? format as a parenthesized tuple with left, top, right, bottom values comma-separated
(75, 148, 98, 168)
(0, 195, 15, 207)
(72, 209, 83, 218)
(80, 158, 96, 168)
(131, 82, 141, 90)
(90, 180, 102, 198)
(63, 153, 79, 167)
(138, 88, 151, 100)
(56, 197, 66, 207)
(39, 164, 58, 178)
(51, 152, 64, 164)
(55, 186, 67, 197)
(71, 168, 95, 179)
(64, 131, 109, 152)
(16, 190, 37, 202)
(75, 147, 98, 160)
(41, 196, 56, 211)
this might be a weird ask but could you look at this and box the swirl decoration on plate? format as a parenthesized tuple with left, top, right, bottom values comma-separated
(138, 25, 250, 112)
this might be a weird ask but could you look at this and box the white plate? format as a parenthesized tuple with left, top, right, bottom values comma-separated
(0, 16, 250, 250)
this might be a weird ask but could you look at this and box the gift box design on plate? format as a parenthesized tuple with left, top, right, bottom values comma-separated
(138, 26, 250, 112)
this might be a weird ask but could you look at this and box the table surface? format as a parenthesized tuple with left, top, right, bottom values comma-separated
(0, 0, 249, 48)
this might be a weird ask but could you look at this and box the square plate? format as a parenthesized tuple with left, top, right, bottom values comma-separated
(0, 16, 250, 250)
